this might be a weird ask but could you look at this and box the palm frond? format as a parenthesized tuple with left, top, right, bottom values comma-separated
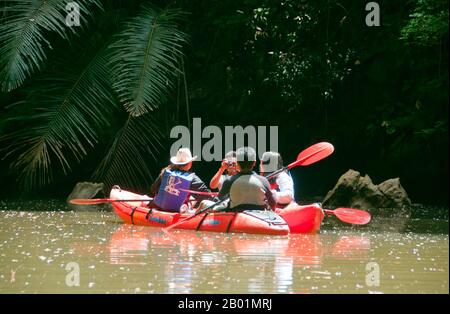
(0, 0, 102, 92)
(108, 6, 188, 116)
(0, 51, 116, 189)
(92, 114, 164, 191)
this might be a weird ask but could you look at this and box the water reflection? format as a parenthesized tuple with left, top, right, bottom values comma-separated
(329, 236, 371, 260)
(109, 228, 149, 265)
(0, 211, 447, 293)
(104, 225, 371, 293)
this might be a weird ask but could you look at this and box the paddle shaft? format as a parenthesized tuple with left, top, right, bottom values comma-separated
(103, 198, 152, 203)
(69, 198, 153, 205)
(179, 189, 218, 196)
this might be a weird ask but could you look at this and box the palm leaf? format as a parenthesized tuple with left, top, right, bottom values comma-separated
(0, 0, 101, 92)
(92, 114, 164, 191)
(1, 50, 117, 189)
(108, 6, 188, 116)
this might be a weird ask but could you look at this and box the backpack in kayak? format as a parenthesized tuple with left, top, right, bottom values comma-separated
(242, 210, 287, 225)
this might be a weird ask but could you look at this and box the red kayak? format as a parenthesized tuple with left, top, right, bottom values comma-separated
(110, 187, 324, 235)
(275, 203, 324, 234)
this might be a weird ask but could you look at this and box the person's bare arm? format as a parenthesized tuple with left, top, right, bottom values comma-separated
(210, 160, 227, 189)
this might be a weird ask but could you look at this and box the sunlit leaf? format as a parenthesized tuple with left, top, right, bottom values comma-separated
(108, 6, 188, 116)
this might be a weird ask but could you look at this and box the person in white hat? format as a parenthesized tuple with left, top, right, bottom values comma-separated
(150, 148, 214, 212)
(169, 147, 198, 165)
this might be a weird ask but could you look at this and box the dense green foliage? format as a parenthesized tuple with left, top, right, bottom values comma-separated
(0, 0, 448, 205)
(0, 0, 186, 190)
(177, 0, 448, 204)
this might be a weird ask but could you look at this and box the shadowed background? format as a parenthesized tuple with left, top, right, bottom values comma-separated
(0, 0, 448, 206)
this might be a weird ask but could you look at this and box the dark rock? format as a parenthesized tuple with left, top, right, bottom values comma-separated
(323, 169, 411, 210)
(378, 178, 412, 207)
(67, 182, 105, 211)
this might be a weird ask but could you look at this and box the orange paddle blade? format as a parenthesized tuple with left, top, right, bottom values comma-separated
(288, 142, 334, 168)
(324, 207, 371, 225)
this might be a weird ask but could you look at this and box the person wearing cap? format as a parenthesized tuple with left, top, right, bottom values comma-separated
(218, 147, 276, 211)
(150, 148, 214, 212)
(209, 151, 238, 190)
(260, 151, 295, 207)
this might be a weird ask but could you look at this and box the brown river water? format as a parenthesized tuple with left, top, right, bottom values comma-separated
(0, 202, 448, 294)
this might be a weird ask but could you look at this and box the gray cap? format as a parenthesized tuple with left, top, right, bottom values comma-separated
(261, 151, 282, 173)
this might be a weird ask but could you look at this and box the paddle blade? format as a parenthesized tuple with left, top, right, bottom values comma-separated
(296, 142, 334, 166)
(325, 207, 371, 225)
(287, 142, 334, 169)
(69, 198, 110, 205)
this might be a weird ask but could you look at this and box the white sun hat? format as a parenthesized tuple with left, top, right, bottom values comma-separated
(170, 148, 198, 165)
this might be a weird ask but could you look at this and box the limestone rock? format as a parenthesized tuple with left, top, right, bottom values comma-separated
(378, 178, 412, 207)
(323, 169, 411, 210)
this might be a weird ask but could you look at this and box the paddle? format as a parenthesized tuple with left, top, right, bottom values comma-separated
(69, 198, 153, 205)
(163, 142, 335, 232)
(324, 207, 371, 225)
(179, 189, 219, 197)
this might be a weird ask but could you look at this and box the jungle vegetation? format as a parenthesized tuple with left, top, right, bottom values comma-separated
(0, 0, 448, 205)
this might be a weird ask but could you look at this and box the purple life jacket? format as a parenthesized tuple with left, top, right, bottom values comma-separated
(153, 169, 194, 211)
